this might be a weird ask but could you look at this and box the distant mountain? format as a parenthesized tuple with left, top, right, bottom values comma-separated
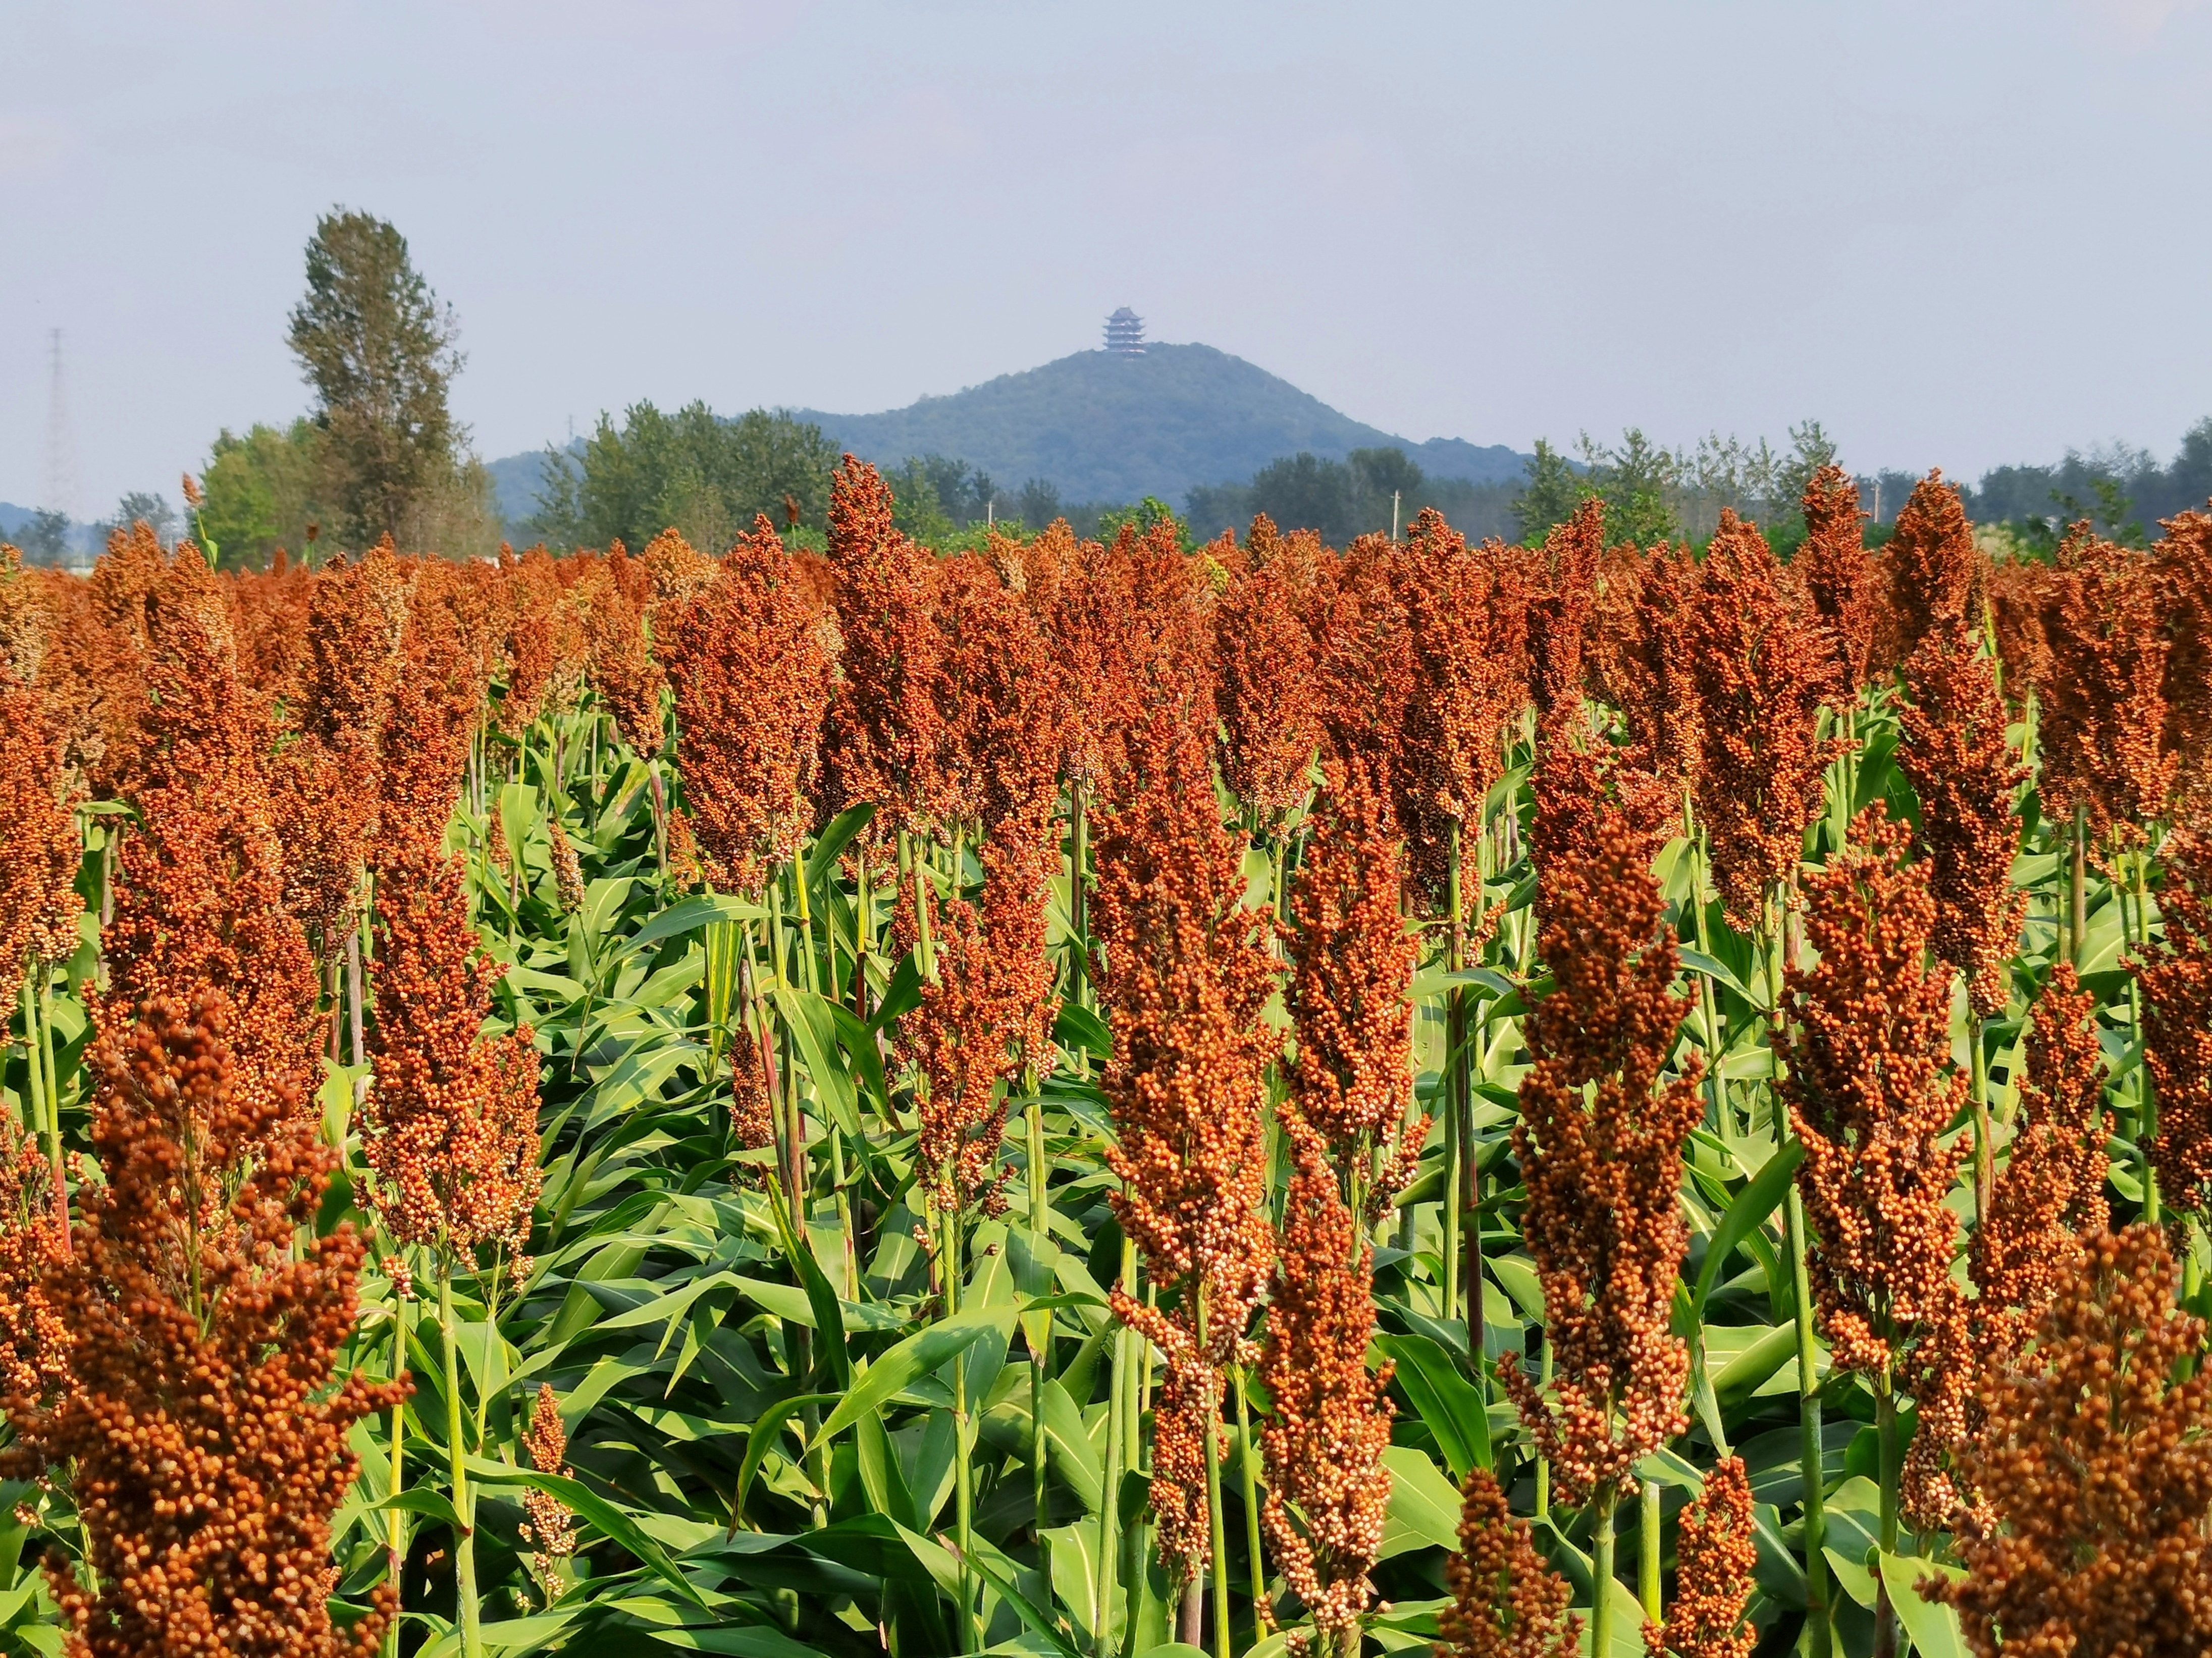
(484, 342, 1529, 524)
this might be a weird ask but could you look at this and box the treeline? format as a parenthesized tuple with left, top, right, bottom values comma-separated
(1183, 447, 1520, 543)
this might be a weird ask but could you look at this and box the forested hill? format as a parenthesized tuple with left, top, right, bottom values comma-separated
(788, 343, 1528, 502)
(486, 343, 1527, 521)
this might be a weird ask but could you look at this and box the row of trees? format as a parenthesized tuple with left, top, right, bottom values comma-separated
(124, 205, 2212, 571)
(175, 209, 501, 570)
(1183, 447, 1520, 544)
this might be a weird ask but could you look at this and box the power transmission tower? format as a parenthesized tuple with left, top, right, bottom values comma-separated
(43, 328, 79, 521)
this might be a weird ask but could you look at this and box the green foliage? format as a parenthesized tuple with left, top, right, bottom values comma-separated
(288, 208, 465, 546)
(1512, 437, 1591, 545)
(532, 403, 840, 552)
(774, 342, 1530, 508)
(15, 508, 72, 567)
(1092, 496, 1189, 548)
(1187, 448, 1519, 544)
(197, 420, 326, 571)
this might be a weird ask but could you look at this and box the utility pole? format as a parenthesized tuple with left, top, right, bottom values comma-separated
(44, 328, 79, 525)
(1392, 488, 1401, 541)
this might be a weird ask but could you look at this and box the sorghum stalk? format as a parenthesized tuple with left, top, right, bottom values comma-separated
(947, 1218, 979, 1651)
(1443, 823, 1465, 1329)
(1640, 1477, 1662, 1625)
(387, 1287, 411, 1658)
(2071, 805, 2088, 968)
(2132, 851, 2161, 1227)
(1233, 1366, 1265, 1637)
(440, 1263, 483, 1658)
(1093, 1244, 1132, 1654)
(1028, 1091, 1050, 1544)
(1789, 1155, 1830, 1658)
(1590, 1483, 1618, 1658)
(1199, 1282, 1233, 1658)
(1875, 1374, 1900, 1658)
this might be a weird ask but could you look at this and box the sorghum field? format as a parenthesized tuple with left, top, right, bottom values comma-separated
(1, 458, 2207, 1658)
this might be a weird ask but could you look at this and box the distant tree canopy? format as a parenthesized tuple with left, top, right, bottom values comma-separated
(16, 509, 72, 567)
(1186, 447, 1517, 544)
(196, 421, 326, 572)
(289, 209, 470, 548)
(1965, 420, 2212, 553)
(531, 403, 841, 552)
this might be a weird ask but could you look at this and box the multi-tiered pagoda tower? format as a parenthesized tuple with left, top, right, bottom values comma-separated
(1103, 307, 1145, 355)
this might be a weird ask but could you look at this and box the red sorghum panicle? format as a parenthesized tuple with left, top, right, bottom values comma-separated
(365, 829, 542, 1262)
(1502, 761, 1701, 1503)
(1314, 533, 1414, 769)
(1215, 516, 1325, 821)
(2157, 509, 2212, 827)
(101, 546, 322, 1134)
(548, 814, 585, 911)
(1985, 556, 2053, 710)
(2136, 832, 2212, 1216)
(1883, 471, 1981, 659)
(0, 1111, 67, 1413)
(271, 546, 411, 954)
(1684, 511, 1833, 926)
(822, 458, 944, 830)
(927, 551, 1066, 840)
(375, 573, 489, 854)
(1435, 1466, 1582, 1658)
(2036, 528, 2176, 848)
(1929, 1226, 2212, 1658)
(1782, 807, 1971, 1523)
(0, 658, 83, 1032)
(1589, 542, 1702, 796)
(1896, 618, 2027, 1017)
(493, 544, 586, 737)
(1394, 513, 1533, 903)
(657, 517, 835, 894)
(1648, 1458, 1757, 1658)
(575, 545, 666, 756)
(1045, 520, 1219, 797)
(1260, 1111, 1394, 1655)
(1095, 713, 1278, 1590)
(1285, 756, 1421, 1201)
(907, 825, 1061, 1217)
(18, 993, 404, 1658)
(519, 1384, 577, 1589)
(1795, 465, 1878, 701)
(1527, 499, 1605, 727)
(1968, 964, 2108, 1373)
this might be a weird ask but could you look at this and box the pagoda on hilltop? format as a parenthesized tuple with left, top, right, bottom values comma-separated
(1104, 307, 1145, 355)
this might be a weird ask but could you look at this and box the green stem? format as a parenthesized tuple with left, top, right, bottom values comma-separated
(2070, 805, 2088, 970)
(1971, 1015, 1992, 1227)
(1873, 1375, 1900, 1658)
(1093, 1247, 1132, 1654)
(440, 1265, 483, 1658)
(949, 1217, 978, 1651)
(1202, 1383, 1232, 1658)
(1071, 787, 1091, 1015)
(24, 968, 66, 1245)
(1123, 1282, 1158, 1658)
(1534, 1334, 1552, 1523)
(2134, 851, 2161, 1225)
(387, 1286, 411, 1658)
(1590, 1483, 1618, 1658)
(1443, 822, 1464, 1330)
(1774, 1006, 1832, 1658)
(1233, 1367, 1266, 1640)
(1639, 1476, 1661, 1628)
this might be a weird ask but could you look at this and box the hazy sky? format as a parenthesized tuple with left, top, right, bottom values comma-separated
(6, 0, 2210, 515)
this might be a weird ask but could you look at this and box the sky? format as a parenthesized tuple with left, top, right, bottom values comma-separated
(5, 0, 2211, 515)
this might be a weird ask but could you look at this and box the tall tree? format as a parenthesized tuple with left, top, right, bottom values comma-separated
(288, 209, 463, 546)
